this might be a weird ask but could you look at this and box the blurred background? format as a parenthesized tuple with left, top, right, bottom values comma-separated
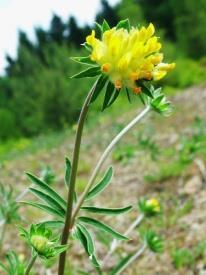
(0, 0, 206, 274)
(0, 0, 205, 142)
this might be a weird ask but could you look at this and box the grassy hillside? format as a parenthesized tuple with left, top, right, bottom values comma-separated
(1, 84, 206, 273)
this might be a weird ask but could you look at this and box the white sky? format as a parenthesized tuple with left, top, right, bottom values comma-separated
(0, 0, 120, 74)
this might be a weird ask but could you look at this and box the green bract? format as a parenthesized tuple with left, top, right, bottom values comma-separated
(144, 231, 164, 253)
(140, 85, 173, 116)
(19, 223, 67, 259)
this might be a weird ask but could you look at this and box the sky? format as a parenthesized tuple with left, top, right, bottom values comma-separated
(0, 0, 120, 74)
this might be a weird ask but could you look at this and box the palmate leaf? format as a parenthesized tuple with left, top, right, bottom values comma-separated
(26, 173, 66, 209)
(78, 217, 128, 240)
(28, 188, 66, 215)
(90, 74, 108, 103)
(85, 167, 113, 201)
(71, 66, 101, 78)
(21, 201, 65, 218)
(81, 205, 132, 215)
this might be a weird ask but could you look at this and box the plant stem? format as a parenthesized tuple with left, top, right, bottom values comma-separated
(0, 222, 6, 250)
(71, 106, 151, 224)
(115, 243, 147, 275)
(25, 254, 37, 275)
(58, 82, 97, 275)
(102, 214, 144, 267)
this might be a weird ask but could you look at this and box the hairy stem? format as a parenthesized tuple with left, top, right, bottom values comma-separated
(25, 254, 37, 275)
(102, 214, 144, 267)
(115, 244, 147, 275)
(58, 82, 97, 275)
(72, 106, 150, 224)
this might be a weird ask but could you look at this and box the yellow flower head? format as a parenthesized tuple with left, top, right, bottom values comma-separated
(86, 22, 175, 92)
(146, 198, 161, 213)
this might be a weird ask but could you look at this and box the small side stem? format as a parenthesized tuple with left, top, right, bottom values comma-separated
(58, 82, 97, 275)
(72, 106, 150, 224)
(102, 214, 144, 267)
(0, 222, 6, 250)
(115, 244, 147, 275)
(25, 254, 37, 275)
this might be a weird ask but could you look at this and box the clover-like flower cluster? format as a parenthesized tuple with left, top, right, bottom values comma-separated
(86, 21, 175, 93)
(138, 197, 161, 217)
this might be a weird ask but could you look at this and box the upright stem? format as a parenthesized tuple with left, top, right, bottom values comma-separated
(58, 82, 96, 275)
(25, 254, 37, 275)
(72, 106, 150, 224)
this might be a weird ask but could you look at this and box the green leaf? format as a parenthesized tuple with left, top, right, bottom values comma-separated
(77, 224, 94, 255)
(29, 188, 66, 214)
(70, 56, 96, 66)
(126, 88, 131, 103)
(102, 81, 115, 111)
(64, 157, 77, 202)
(75, 225, 100, 269)
(95, 22, 102, 35)
(78, 217, 128, 240)
(85, 167, 113, 201)
(71, 66, 101, 79)
(90, 74, 108, 103)
(116, 19, 130, 32)
(26, 173, 66, 209)
(64, 157, 71, 187)
(38, 220, 64, 228)
(139, 82, 154, 98)
(21, 201, 65, 218)
(81, 205, 132, 215)
(102, 19, 110, 32)
(109, 254, 133, 275)
(107, 89, 120, 107)
(82, 42, 92, 53)
(0, 263, 8, 273)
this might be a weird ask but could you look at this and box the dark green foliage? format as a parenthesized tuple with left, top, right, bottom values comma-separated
(96, 0, 119, 27)
(1, 0, 206, 141)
